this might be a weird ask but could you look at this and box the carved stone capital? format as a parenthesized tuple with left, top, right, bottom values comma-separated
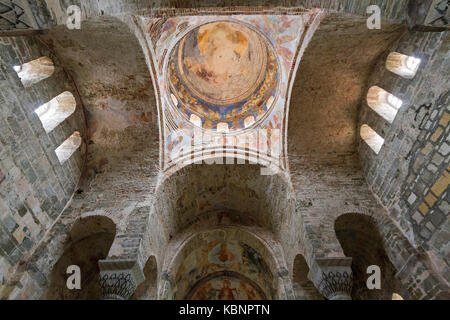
(98, 259, 145, 300)
(308, 257, 353, 300)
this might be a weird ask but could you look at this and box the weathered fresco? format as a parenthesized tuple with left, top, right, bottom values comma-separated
(189, 272, 265, 300)
(172, 229, 275, 300)
(137, 10, 324, 171)
(167, 21, 278, 132)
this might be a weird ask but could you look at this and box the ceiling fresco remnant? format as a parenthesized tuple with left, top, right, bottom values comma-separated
(137, 10, 325, 173)
(167, 21, 278, 132)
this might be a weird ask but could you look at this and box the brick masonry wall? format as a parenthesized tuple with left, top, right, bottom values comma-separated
(359, 31, 450, 282)
(0, 35, 86, 298)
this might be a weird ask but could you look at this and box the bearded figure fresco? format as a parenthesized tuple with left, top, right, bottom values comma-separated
(167, 20, 279, 132)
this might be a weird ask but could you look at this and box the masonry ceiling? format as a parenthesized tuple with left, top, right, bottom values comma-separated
(288, 14, 406, 158)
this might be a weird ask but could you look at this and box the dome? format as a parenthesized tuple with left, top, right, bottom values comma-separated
(167, 21, 279, 132)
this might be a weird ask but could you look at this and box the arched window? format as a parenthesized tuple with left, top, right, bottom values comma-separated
(244, 115, 255, 128)
(55, 132, 82, 164)
(13, 56, 55, 87)
(131, 256, 158, 300)
(35, 91, 76, 133)
(217, 122, 229, 133)
(335, 213, 405, 300)
(267, 96, 275, 109)
(170, 94, 178, 106)
(189, 114, 202, 127)
(360, 124, 384, 154)
(386, 52, 421, 79)
(367, 86, 402, 123)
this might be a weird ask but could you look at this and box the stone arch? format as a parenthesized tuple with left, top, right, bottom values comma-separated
(45, 215, 116, 299)
(292, 254, 323, 300)
(334, 213, 405, 300)
(164, 226, 282, 300)
(298, 206, 379, 264)
(154, 162, 295, 238)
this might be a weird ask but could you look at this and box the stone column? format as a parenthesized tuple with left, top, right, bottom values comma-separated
(98, 259, 145, 300)
(308, 257, 353, 300)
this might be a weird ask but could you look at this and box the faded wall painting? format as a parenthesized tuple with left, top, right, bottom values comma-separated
(172, 229, 275, 300)
(188, 272, 266, 300)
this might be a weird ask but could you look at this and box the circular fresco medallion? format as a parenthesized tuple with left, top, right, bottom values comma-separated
(167, 21, 279, 132)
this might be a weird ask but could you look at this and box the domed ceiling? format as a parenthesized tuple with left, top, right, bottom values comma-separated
(167, 21, 279, 132)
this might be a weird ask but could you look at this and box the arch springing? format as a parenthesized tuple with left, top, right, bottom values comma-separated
(360, 125, 384, 154)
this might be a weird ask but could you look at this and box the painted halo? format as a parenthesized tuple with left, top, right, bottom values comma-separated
(167, 21, 279, 133)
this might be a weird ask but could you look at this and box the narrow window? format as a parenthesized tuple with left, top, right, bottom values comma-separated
(13, 56, 55, 87)
(360, 125, 384, 154)
(244, 115, 255, 128)
(35, 91, 76, 133)
(55, 132, 82, 164)
(367, 86, 403, 123)
(189, 114, 202, 127)
(386, 52, 421, 79)
(170, 94, 178, 106)
(217, 122, 229, 133)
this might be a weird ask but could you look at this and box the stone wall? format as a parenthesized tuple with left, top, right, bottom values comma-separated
(0, 34, 86, 298)
(50, 0, 409, 22)
(359, 30, 450, 283)
(8, 0, 408, 33)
